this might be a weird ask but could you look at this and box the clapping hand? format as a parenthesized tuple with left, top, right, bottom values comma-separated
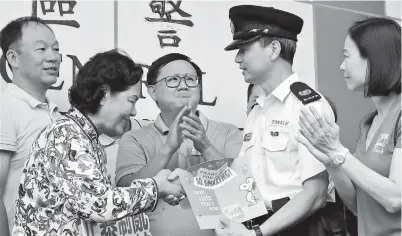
(165, 106, 192, 153)
(180, 111, 211, 154)
(297, 106, 343, 164)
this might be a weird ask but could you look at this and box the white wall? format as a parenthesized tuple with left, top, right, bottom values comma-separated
(385, 0, 401, 19)
(0, 0, 315, 128)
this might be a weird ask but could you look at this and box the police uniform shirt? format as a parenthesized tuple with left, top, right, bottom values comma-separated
(240, 73, 335, 209)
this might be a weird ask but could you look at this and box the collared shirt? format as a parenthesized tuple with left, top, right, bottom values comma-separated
(0, 83, 60, 232)
(241, 73, 334, 209)
(12, 107, 158, 236)
(116, 111, 243, 236)
(355, 94, 401, 236)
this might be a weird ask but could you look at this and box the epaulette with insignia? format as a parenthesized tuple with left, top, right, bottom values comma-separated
(290, 82, 321, 105)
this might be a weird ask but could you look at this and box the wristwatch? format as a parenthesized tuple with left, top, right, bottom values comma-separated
(332, 147, 350, 166)
(252, 225, 263, 236)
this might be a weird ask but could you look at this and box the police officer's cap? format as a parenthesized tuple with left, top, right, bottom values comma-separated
(224, 5, 304, 51)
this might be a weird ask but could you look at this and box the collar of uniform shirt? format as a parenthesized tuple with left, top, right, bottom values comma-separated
(256, 73, 299, 107)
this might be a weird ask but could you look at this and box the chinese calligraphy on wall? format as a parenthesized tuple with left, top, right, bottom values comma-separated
(145, 0, 193, 48)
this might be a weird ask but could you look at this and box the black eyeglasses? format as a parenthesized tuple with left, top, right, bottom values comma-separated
(154, 75, 199, 88)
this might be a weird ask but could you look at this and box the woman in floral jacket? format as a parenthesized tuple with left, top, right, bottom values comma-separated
(12, 49, 185, 236)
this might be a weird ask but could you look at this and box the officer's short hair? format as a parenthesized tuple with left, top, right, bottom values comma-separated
(258, 34, 297, 64)
(349, 17, 401, 97)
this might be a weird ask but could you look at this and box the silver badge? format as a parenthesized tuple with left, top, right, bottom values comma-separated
(299, 89, 312, 96)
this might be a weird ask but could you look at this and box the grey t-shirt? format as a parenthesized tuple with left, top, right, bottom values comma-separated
(115, 112, 243, 236)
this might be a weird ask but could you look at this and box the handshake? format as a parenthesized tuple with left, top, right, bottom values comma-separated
(152, 168, 186, 206)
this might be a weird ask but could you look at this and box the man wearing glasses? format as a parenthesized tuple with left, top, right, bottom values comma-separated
(115, 53, 243, 236)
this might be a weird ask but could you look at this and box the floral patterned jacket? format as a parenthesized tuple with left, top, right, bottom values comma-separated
(12, 107, 158, 236)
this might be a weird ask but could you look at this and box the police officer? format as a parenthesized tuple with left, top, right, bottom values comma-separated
(215, 5, 335, 236)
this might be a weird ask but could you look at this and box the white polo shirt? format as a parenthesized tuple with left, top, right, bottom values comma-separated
(0, 83, 60, 232)
(240, 73, 334, 209)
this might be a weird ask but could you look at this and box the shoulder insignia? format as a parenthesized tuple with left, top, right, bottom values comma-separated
(290, 82, 321, 105)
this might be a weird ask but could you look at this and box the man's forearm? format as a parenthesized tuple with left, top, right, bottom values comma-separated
(133, 145, 175, 178)
(260, 189, 325, 235)
(202, 145, 225, 161)
(117, 146, 175, 187)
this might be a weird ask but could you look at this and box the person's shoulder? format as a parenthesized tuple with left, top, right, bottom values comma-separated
(129, 118, 154, 131)
(288, 81, 322, 105)
(208, 119, 241, 133)
(288, 81, 335, 119)
(0, 90, 23, 110)
(47, 115, 84, 136)
(123, 119, 156, 141)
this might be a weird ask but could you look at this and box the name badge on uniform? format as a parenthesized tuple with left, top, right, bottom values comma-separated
(271, 131, 279, 136)
(271, 120, 290, 127)
(243, 132, 252, 141)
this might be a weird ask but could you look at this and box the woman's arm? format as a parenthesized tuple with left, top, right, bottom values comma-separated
(330, 147, 401, 213)
(298, 106, 401, 213)
(327, 163, 357, 214)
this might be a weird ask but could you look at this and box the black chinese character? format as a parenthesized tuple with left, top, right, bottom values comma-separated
(32, 0, 80, 28)
(157, 30, 181, 48)
(100, 222, 118, 236)
(145, 0, 193, 27)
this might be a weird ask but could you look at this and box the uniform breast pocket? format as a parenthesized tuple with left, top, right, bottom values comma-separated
(261, 129, 296, 179)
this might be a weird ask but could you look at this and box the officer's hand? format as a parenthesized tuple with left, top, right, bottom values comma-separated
(299, 106, 343, 156)
(153, 169, 185, 199)
(180, 112, 211, 153)
(165, 106, 191, 153)
(215, 215, 256, 236)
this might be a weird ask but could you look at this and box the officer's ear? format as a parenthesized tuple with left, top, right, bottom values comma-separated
(147, 85, 157, 102)
(269, 40, 281, 61)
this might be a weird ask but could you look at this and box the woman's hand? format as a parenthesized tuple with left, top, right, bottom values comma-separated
(298, 106, 343, 157)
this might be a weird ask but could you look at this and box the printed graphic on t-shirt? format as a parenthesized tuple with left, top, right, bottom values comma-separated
(372, 133, 390, 154)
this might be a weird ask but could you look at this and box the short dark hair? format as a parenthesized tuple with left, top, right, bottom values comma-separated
(348, 17, 401, 97)
(0, 16, 52, 56)
(247, 84, 255, 102)
(256, 25, 297, 64)
(69, 49, 143, 114)
(147, 53, 202, 86)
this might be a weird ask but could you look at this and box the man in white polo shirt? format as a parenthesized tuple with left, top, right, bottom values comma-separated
(0, 16, 61, 234)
